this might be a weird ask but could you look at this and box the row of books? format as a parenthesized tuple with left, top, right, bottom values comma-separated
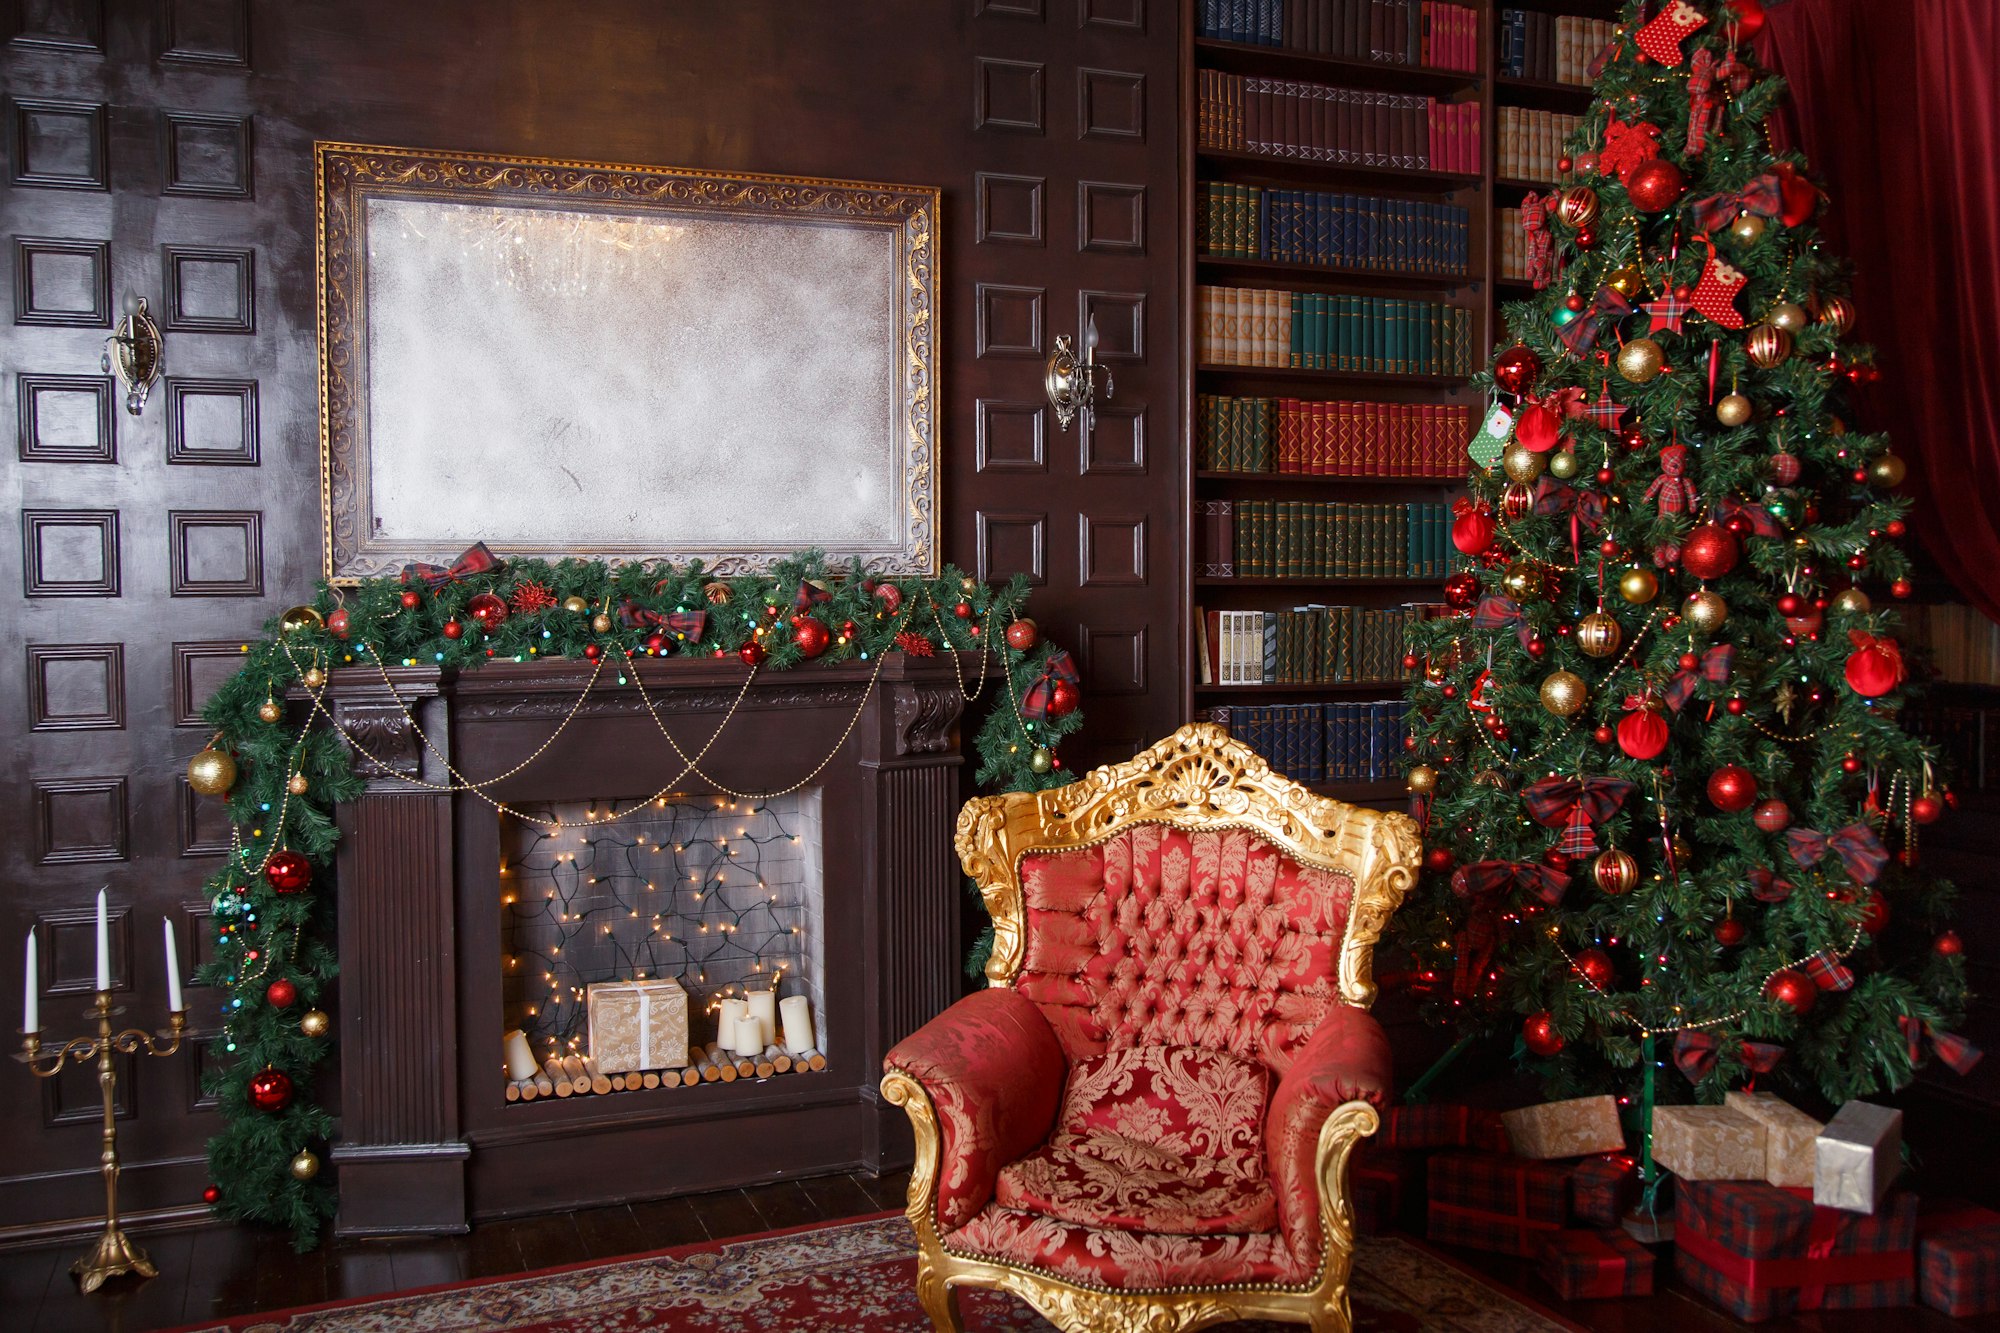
(1900, 604, 2000, 687)
(1198, 182, 1471, 276)
(1497, 206, 1529, 282)
(1198, 71, 1483, 174)
(1201, 604, 1438, 685)
(1205, 700, 1412, 786)
(1498, 107, 1581, 183)
(1497, 10, 1614, 85)
(1200, 0, 1480, 73)
(1197, 394, 1470, 476)
(1199, 499, 1452, 579)
(1197, 286, 1475, 376)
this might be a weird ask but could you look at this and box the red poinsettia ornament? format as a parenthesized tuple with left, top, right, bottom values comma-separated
(1843, 630, 1905, 697)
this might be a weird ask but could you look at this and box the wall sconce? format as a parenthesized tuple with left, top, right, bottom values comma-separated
(102, 295, 164, 415)
(1044, 314, 1112, 432)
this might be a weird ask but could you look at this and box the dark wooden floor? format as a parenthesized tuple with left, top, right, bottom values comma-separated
(6, 1167, 1997, 1332)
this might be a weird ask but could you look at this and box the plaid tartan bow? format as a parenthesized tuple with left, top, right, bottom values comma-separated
(1523, 776, 1637, 857)
(400, 542, 500, 591)
(1714, 494, 1782, 538)
(1531, 476, 1608, 530)
(792, 580, 833, 614)
(1749, 866, 1795, 902)
(1470, 594, 1538, 652)
(1899, 1015, 1983, 1075)
(1675, 1032, 1788, 1083)
(1559, 285, 1633, 356)
(617, 599, 708, 642)
(1786, 823, 1890, 885)
(1689, 173, 1785, 236)
(1586, 387, 1628, 430)
(1804, 949, 1856, 992)
(1665, 644, 1734, 712)
(1448, 859, 1568, 998)
(1741, 1040, 1785, 1073)
(1019, 650, 1079, 721)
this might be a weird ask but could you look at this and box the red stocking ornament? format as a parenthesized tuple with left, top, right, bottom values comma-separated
(1637, 0, 1710, 66)
(1688, 240, 1748, 329)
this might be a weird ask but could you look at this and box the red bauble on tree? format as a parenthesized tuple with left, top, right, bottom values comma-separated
(266, 978, 297, 1009)
(248, 1067, 294, 1113)
(202, 1184, 222, 1205)
(1523, 1012, 1565, 1057)
(1045, 678, 1080, 719)
(1592, 849, 1639, 895)
(739, 639, 767, 666)
(442, 619, 463, 640)
(1716, 917, 1749, 947)
(1626, 158, 1685, 212)
(400, 589, 421, 610)
(1913, 794, 1944, 824)
(1423, 846, 1454, 875)
(1682, 523, 1741, 580)
(1859, 893, 1890, 937)
(1573, 948, 1615, 989)
(468, 592, 509, 630)
(1494, 344, 1544, 396)
(1707, 765, 1758, 812)
(264, 850, 312, 895)
(1618, 701, 1671, 760)
(1936, 930, 1965, 957)
(1844, 631, 1905, 697)
(1005, 619, 1039, 651)
(327, 608, 350, 638)
(792, 617, 831, 658)
(1443, 573, 1480, 609)
(1752, 799, 1792, 833)
(1451, 503, 1497, 555)
(1766, 969, 1817, 1015)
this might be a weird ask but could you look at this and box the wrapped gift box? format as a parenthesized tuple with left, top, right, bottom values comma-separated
(585, 978, 690, 1074)
(1469, 1107, 1512, 1152)
(1724, 1090, 1823, 1189)
(1652, 1103, 1767, 1182)
(1918, 1201, 2000, 1317)
(1675, 1178, 1916, 1322)
(1426, 1151, 1571, 1257)
(1540, 1227, 1657, 1299)
(1815, 1100, 1902, 1213)
(1503, 1095, 1625, 1160)
(1350, 1146, 1419, 1236)
(1570, 1153, 1640, 1228)
(1384, 1103, 1475, 1151)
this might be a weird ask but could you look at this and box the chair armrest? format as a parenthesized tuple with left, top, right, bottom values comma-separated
(883, 986, 1066, 1231)
(1265, 1004, 1393, 1260)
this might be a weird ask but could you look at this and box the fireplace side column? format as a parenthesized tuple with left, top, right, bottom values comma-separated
(326, 671, 470, 1235)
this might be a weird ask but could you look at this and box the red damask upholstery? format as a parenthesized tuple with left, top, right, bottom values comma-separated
(946, 1203, 1307, 1290)
(1266, 1004, 1394, 1266)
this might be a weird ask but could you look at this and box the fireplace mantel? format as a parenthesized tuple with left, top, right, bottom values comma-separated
(317, 654, 972, 1235)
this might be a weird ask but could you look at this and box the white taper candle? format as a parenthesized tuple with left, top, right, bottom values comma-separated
(163, 918, 183, 1014)
(94, 887, 109, 992)
(24, 928, 39, 1034)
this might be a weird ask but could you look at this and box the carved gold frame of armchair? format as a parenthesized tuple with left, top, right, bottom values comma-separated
(881, 722, 1421, 1333)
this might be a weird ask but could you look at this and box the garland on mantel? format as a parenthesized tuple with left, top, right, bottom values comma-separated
(187, 548, 1083, 1248)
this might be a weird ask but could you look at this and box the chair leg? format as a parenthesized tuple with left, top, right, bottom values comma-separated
(1309, 1294, 1351, 1333)
(916, 1259, 964, 1333)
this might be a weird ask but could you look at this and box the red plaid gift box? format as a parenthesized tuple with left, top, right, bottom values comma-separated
(1427, 1151, 1571, 1257)
(1384, 1103, 1474, 1150)
(1540, 1227, 1657, 1299)
(1570, 1153, 1639, 1228)
(1350, 1146, 1419, 1236)
(1675, 1178, 1916, 1323)
(1469, 1107, 1512, 1152)
(1918, 1200, 2000, 1317)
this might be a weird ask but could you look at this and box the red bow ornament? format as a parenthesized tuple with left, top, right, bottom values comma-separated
(618, 600, 708, 643)
(1675, 1030, 1790, 1083)
(1665, 644, 1734, 712)
(400, 541, 501, 591)
(1690, 173, 1786, 236)
(1899, 1015, 1983, 1075)
(1558, 285, 1633, 356)
(792, 580, 833, 615)
(1523, 776, 1637, 857)
(1749, 866, 1794, 902)
(1020, 650, 1080, 721)
(1802, 950, 1856, 993)
(1786, 823, 1890, 885)
(1470, 594, 1537, 652)
(1450, 860, 1571, 998)
(1844, 630, 1905, 698)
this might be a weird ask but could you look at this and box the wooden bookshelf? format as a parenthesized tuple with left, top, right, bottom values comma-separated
(1181, 0, 1487, 800)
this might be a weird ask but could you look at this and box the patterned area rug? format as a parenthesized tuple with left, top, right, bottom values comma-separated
(176, 1214, 1576, 1333)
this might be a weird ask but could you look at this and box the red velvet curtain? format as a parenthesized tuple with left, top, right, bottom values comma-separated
(1757, 0, 2000, 623)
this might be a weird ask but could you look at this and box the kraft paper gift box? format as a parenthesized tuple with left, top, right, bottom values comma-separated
(1674, 1178, 1916, 1322)
(586, 978, 690, 1074)
(1651, 1103, 1767, 1182)
(1724, 1090, 1824, 1189)
(1426, 1151, 1572, 1257)
(1814, 1100, 1902, 1214)
(1540, 1227, 1657, 1299)
(1502, 1094, 1625, 1160)
(1917, 1200, 2000, 1317)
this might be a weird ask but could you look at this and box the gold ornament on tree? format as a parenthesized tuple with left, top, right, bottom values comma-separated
(279, 605, 324, 636)
(289, 1150, 321, 1181)
(1501, 481, 1535, 520)
(1729, 211, 1767, 245)
(1576, 611, 1623, 657)
(1503, 443, 1546, 483)
(1868, 452, 1907, 487)
(299, 1009, 331, 1039)
(1746, 324, 1792, 368)
(1684, 589, 1730, 632)
(302, 665, 326, 691)
(1502, 561, 1547, 602)
(1619, 567, 1660, 604)
(1028, 746, 1052, 774)
(1548, 449, 1581, 481)
(1833, 587, 1872, 615)
(1767, 301, 1809, 333)
(1407, 764, 1439, 794)
(1540, 670, 1587, 717)
(1715, 392, 1753, 427)
(562, 595, 589, 614)
(590, 612, 613, 634)
(257, 697, 282, 724)
(1606, 264, 1646, 299)
(1617, 338, 1664, 383)
(287, 773, 310, 796)
(1816, 293, 1856, 334)
(1592, 848, 1639, 895)
(1558, 186, 1601, 229)
(703, 581, 733, 605)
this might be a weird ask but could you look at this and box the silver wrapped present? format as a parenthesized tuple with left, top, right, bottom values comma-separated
(1813, 1100, 1902, 1213)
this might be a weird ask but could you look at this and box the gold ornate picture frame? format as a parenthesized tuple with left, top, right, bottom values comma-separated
(315, 143, 940, 582)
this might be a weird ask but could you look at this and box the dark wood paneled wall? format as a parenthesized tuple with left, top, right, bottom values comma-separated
(0, 0, 1180, 1238)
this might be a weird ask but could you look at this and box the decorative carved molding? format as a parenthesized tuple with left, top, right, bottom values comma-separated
(892, 683, 961, 756)
(452, 683, 868, 722)
(336, 702, 422, 779)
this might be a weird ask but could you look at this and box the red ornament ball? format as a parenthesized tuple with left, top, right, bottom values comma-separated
(1845, 636, 1904, 697)
(1752, 799, 1792, 833)
(327, 609, 351, 638)
(739, 640, 767, 666)
(1523, 1012, 1565, 1058)
(1617, 706, 1670, 760)
(264, 850, 312, 895)
(1566, 293, 1587, 312)
(1768, 453, 1802, 486)
(1004, 619, 1039, 651)
(1494, 344, 1545, 396)
(1575, 226, 1599, 249)
(1678, 651, 1700, 672)
(1526, 638, 1546, 659)
(1558, 155, 1574, 173)
(1936, 930, 1965, 957)
(1574, 948, 1614, 989)
(1765, 969, 1816, 1015)
(1715, 917, 1749, 947)
(582, 643, 602, 662)
(1046, 678, 1081, 719)
(202, 1184, 222, 1205)
(1592, 848, 1639, 895)
(400, 589, 421, 609)
(248, 1067, 294, 1113)
(1707, 764, 1759, 812)
(1451, 505, 1497, 555)
(1423, 846, 1455, 875)
(1841, 753, 1863, 774)
(442, 619, 463, 640)
(1726, 697, 1746, 715)
(1592, 724, 1615, 745)
(1776, 593, 1804, 617)
(1402, 652, 1422, 671)
(1443, 573, 1480, 609)
(1886, 519, 1907, 538)
(874, 583, 903, 614)
(1727, 0, 1768, 39)
(1682, 524, 1741, 580)
(266, 978, 297, 1009)
(1912, 795, 1943, 824)
(1543, 847, 1571, 872)
(468, 592, 509, 629)
(793, 617, 831, 658)
(1859, 893, 1890, 937)
(953, 601, 973, 620)
(1626, 158, 1685, 212)
(1891, 578, 1914, 599)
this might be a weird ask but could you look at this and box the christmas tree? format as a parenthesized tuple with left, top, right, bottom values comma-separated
(1398, 0, 1976, 1112)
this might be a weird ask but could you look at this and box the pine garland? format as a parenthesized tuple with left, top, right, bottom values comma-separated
(1395, 0, 1972, 1112)
(192, 550, 1082, 1248)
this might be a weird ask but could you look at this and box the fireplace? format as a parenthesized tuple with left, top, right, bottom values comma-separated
(319, 654, 969, 1235)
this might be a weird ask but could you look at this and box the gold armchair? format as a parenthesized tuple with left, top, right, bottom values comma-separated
(881, 723, 1420, 1332)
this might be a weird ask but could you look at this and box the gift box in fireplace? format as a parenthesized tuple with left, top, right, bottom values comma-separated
(586, 978, 691, 1074)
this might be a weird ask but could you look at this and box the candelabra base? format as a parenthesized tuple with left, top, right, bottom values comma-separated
(72, 1223, 156, 1294)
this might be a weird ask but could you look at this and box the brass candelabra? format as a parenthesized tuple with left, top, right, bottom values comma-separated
(17, 992, 186, 1293)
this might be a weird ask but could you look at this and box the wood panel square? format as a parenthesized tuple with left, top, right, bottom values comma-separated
(1077, 624, 1149, 695)
(973, 0, 1044, 16)
(21, 508, 119, 596)
(1077, 68, 1146, 140)
(34, 776, 128, 863)
(974, 283, 1045, 359)
(1081, 289, 1146, 363)
(172, 640, 247, 725)
(975, 399, 1048, 473)
(1080, 0, 1147, 28)
(12, 237, 110, 327)
(178, 775, 231, 855)
(973, 57, 1044, 134)
(160, 111, 252, 198)
(8, 0, 106, 51)
(168, 509, 263, 596)
(27, 642, 124, 731)
(974, 172, 1045, 247)
(165, 377, 259, 465)
(161, 244, 254, 333)
(7, 97, 107, 189)
(1082, 404, 1147, 475)
(40, 902, 131, 993)
(977, 511, 1047, 586)
(1078, 181, 1146, 255)
(1078, 513, 1148, 586)
(160, 0, 249, 65)
(46, 1050, 135, 1124)
(17, 373, 115, 461)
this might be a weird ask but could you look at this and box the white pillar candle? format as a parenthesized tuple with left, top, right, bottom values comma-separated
(780, 995, 815, 1055)
(163, 918, 183, 1014)
(94, 887, 109, 992)
(503, 1028, 538, 1081)
(23, 929, 39, 1034)
(730, 1014, 765, 1058)
(747, 989, 778, 1047)
(716, 997, 747, 1046)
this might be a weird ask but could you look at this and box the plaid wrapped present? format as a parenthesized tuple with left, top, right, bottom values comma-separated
(1427, 1151, 1571, 1258)
(1570, 1153, 1640, 1228)
(1469, 1107, 1513, 1152)
(1918, 1200, 2000, 1317)
(1540, 1227, 1657, 1299)
(1350, 1146, 1420, 1237)
(1384, 1103, 1476, 1150)
(1675, 1178, 1917, 1322)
